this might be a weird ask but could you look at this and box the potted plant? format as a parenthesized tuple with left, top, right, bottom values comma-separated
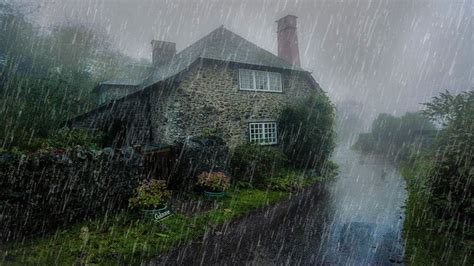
(129, 179, 172, 221)
(197, 171, 231, 198)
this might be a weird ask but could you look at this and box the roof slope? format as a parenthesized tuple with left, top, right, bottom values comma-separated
(100, 64, 153, 87)
(141, 26, 305, 87)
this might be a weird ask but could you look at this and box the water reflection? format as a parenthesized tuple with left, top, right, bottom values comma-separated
(255, 144, 407, 264)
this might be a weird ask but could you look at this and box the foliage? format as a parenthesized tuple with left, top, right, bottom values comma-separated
(319, 160, 340, 178)
(278, 92, 336, 173)
(0, 3, 139, 150)
(1, 146, 145, 241)
(399, 90, 474, 265)
(262, 170, 325, 192)
(196, 171, 231, 192)
(230, 143, 288, 183)
(353, 112, 436, 162)
(422, 90, 473, 221)
(129, 179, 172, 209)
(28, 128, 104, 151)
(352, 133, 376, 153)
(0, 76, 95, 149)
(402, 163, 473, 265)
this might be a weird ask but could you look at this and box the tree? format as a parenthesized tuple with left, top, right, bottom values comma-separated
(0, 4, 136, 150)
(423, 90, 473, 221)
(278, 92, 336, 173)
(354, 112, 436, 161)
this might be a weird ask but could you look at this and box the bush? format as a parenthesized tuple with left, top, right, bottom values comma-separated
(196, 171, 231, 192)
(230, 143, 288, 184)
(263, 170, 305, 191)
(423, 90, 473, 222)
(262, 170, 324, 192)
(1, 146, 145, 241)
(129, 179, 172, 209)
(320, 160, 339, 178)
(278, 92, 336, 173)
(30, 128, 104, 151)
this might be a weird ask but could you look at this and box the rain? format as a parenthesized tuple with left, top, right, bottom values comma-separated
(0, 0, 472, 265)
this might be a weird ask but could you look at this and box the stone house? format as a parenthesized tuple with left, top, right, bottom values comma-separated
(69, 15, 322, 148)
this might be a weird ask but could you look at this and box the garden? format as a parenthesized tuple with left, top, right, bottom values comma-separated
(1, 91, 337, 264)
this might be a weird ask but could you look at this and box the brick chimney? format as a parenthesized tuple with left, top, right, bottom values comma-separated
(151, 40, 176, 66)
(276, 15, 301, 67)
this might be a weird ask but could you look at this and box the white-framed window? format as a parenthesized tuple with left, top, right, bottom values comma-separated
(249, 122, 278, 145)
(239, 69, 282, 92)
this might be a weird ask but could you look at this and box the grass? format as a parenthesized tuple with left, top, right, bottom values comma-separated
(402, 166, 473, 265)
(1, 188, 292, 265)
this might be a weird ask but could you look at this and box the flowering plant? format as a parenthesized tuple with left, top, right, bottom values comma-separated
(197, 171, 231, 192)
(129, 179, 172, 209)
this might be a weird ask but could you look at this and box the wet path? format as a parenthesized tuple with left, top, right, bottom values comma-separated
(150, 143, 407, 265)
(249, 143, 407, 265)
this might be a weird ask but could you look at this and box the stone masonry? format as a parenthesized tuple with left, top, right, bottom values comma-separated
(149, 60, 318, 147)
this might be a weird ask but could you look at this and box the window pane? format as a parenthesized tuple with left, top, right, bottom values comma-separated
(249, 122, 278, 145)
(268, 72, 281, 91)
(239, 69, 254, 90)
(255, 71, 268, 91)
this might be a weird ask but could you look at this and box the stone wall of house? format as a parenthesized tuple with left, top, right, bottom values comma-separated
(70, 91, 151, 146)
(71, 60, 320, 148)
(150, 61, 319, 147)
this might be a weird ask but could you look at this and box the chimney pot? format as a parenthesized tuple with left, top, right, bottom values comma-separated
(276, 15, 301, 67)
(151, 40, 176, 66)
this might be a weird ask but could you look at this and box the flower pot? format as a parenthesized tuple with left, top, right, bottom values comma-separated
(141, 206, 172, 221)
(203, 191, 226, 198)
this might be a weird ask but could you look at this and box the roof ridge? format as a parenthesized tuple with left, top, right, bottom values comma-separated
(175, 26, 228, 57)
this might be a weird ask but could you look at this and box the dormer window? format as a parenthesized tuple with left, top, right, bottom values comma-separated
(239, 69, 282, 92)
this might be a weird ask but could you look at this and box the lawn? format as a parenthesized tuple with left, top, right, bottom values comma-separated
(1, 188, 291, 265)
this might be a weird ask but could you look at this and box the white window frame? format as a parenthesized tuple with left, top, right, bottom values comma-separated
(239, 69, 282, 92)
(249, 121, 278, 145)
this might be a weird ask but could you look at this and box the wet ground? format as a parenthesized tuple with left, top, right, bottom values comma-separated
(150, 143, 407, 265)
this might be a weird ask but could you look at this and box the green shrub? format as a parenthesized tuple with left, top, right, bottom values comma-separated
(262, 170, 324, 192)
(230, 143, 288, 184)
(278, 92, 336, 173)
(129, 179, 172, 209)
(320, 160, 339, 178)
(263, 170, 304, 191)
(423, 90, 473, 221)
(32, 128, 104, 150)
(196, 171, 231, 192)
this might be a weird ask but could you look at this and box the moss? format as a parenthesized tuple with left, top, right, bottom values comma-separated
(402, 165, 473, 265)
(2, 188, 290, 265)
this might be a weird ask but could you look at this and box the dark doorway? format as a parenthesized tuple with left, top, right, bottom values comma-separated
(103, 120, 127, 148)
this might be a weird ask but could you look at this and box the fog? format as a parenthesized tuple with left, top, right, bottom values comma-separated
(13, 0, 473, 123)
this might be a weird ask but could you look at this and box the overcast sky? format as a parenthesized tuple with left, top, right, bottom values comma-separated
(13, 0, 474, 121)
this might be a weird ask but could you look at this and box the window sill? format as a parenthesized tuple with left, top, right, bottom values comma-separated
(239, 89, 284, 94)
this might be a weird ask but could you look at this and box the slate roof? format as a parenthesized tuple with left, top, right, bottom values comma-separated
(98, 64, 153, 88)
(141, 26, 305, 88)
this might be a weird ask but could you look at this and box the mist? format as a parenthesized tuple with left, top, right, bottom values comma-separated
(11, 0, 472, 124)
(2, 1, 473, 264)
